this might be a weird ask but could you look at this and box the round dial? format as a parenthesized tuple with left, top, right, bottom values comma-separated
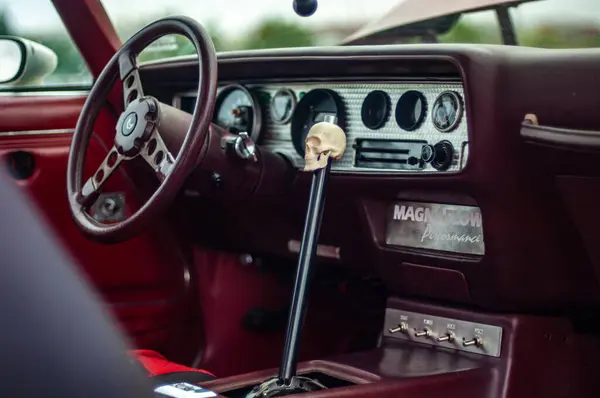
(270, 88, 296, 124)
(395, 90, 427, 131)
(361, 90, 390, 130)
(214, 84, 262, 140)
(432, 91, 463, 132)
(291, 89, 345, 157)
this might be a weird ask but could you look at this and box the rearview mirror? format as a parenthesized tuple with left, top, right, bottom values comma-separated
(0, 37, 57, 86)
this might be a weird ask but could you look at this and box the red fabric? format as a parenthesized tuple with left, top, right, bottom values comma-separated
(130, 350, 214, 377)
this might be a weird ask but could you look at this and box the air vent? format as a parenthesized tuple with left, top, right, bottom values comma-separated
(353, 139, 427, 170)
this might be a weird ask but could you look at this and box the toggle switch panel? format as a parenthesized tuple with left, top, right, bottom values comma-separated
(383, 308, 502, 357)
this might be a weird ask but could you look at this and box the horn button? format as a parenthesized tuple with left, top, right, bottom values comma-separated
(115, 97, 158, 157)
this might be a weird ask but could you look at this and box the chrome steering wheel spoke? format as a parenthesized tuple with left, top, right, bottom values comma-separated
(139, 129, 175, 181)
(118, 50, 144, 107)
(77, 146, 123, 208)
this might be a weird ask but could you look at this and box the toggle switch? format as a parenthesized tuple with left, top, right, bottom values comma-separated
(463, 336, 483, 347)
(414, 328, 432, 338)
(389, 322, 409, 334)
(437, 331, 455, 343)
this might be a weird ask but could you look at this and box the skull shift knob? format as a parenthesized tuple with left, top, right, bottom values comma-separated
(303, 119, 346, 171)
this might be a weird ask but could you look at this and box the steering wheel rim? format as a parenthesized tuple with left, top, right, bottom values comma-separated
(67, 16, 217, 243)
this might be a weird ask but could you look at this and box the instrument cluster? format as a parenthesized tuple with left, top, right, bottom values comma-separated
(173, 81, 469, 173)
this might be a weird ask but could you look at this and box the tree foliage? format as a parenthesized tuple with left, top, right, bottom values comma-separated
(439, 20, 501, 44)
(439, 18, 600, 48)
(237, 19, 314, 50)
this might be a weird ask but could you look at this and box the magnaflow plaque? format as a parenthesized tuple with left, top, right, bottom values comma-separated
(386, 201, 485, 255)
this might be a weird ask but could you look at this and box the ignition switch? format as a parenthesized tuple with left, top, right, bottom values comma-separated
(221, 132, 258, 162)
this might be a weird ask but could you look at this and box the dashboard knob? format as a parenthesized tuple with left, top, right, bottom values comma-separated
(431, 141, 454, 171)
(421, 144, 435, 163)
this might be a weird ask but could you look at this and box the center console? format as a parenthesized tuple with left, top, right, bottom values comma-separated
(199, 297, 598, 398)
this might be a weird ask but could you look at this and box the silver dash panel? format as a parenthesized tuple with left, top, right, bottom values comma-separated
(176, 81, 469, 174)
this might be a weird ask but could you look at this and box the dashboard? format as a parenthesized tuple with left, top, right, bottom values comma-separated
(173, 81, 469, 174)
(141, 45, 600, 313)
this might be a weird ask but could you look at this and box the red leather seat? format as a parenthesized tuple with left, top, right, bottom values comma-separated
(130, 350, 215, 386)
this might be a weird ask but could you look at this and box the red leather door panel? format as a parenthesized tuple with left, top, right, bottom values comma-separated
(0, 94, 199, 365)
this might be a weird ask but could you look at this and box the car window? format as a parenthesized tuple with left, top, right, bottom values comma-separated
(0, 0, 92, 89)
(439, 0, 600, 47)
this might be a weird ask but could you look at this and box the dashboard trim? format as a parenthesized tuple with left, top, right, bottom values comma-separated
(521, 122, 600, 150)
(141, 49, 471, 74)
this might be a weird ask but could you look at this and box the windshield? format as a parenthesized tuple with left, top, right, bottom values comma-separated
(0, 0, 599, 88)
(98, 0, 600, 62)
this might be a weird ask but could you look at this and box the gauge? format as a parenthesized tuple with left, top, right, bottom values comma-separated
(214, 84, 262, 141)
(432, 91, 463, 132)
(361, 90, 390, 130)
(395, 90, 427, 131)
(270, 88, 296, 124)
(291, 89, 345, 157)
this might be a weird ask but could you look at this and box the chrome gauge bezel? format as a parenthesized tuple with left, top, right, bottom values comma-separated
(395, 90, 428, 132)
(214, 84, 263, 142)
(431, 90, 464, 133)
(270, 88, 297, 125)
(361, 90, 391, 130)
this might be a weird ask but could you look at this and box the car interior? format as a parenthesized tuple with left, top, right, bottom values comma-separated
(2, 0, 600, 397)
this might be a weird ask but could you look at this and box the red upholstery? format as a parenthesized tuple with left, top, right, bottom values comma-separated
(130, 349, 214, 378)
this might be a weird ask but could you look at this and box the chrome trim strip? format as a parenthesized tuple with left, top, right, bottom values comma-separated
(521, 122, 600, 149)
(288, 240, 341, 260)
(0, 90, 88, 97)
(0, 128, 75, 137)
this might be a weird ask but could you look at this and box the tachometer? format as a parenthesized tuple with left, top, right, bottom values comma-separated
(214, 84, 262, 141)
(291, 89, 345, 157)
(432, 91, 463, 132)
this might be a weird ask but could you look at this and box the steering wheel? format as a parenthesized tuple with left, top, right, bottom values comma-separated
(67, 16, 217, 243)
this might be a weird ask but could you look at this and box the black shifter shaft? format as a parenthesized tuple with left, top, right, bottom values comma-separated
(246, 117, 345, 397)
(279, 159, 332, 383)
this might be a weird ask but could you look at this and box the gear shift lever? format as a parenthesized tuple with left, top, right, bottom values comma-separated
(246, 116, 346, 398)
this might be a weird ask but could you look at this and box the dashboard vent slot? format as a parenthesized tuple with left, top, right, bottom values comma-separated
(353, 139, 427, 170)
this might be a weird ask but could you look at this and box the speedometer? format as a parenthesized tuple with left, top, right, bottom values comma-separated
(214, 84, 262, 141)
